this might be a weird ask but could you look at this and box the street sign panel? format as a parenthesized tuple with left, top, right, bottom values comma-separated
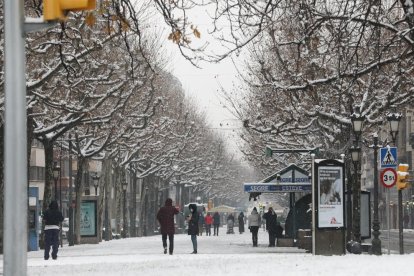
(380, 147, 397, 168)
(380, 168, 397, 188)
(244, 183, 311, 193)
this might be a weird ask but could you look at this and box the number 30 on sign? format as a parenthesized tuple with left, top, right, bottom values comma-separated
(380, 168, 397, 188)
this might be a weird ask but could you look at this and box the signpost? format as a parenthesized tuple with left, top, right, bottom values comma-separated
(380, 147, 397, 169)
(244, 183, 311, 193)
(380, 162, 398, 254)
(380, 168, 397, 188)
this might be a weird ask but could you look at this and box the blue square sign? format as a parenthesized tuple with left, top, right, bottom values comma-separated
(380, 147, 397, 168)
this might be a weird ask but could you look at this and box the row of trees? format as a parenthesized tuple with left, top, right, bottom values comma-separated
(152, 0, 414, 203)
(0, 1, 255, 251)
(201, 0, 414, 174)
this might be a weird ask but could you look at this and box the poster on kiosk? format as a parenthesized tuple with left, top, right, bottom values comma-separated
(317, 163, 345, 228)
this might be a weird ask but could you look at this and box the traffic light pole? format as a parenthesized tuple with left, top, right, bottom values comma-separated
(4, 1, 27, 274)
(398, 189, 404, 254)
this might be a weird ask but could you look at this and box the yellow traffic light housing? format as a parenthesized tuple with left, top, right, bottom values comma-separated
(397, 164, 409, 190)
(43, 0, 96, 21)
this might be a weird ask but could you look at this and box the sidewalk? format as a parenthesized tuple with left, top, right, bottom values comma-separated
(1, 227, 412, 276)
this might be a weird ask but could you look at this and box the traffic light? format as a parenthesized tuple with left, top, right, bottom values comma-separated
(43, 0, 96, 21)
(397, 164, 410, 190)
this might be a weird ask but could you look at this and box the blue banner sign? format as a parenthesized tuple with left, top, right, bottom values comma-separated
(244, 183, 311, 193)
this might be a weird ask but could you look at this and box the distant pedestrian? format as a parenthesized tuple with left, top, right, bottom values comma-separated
(157, 198, 179, 255)
(261, 214, 266, 231)
(213, 212, 220, 236)
(226, 213, 235, 234)
(404, 214, 410, 229)
(248, 207, 261, 247)
(198, 211, 205, 236)
(238, 212, 245, 234)
(205, 213, 213, 236)
(263, 207, 278, 247)
(42, 200, 64, 260)
(187, 203, 199, 254)
(227, 213, 235, 224)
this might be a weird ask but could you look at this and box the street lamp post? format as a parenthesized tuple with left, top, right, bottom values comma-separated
(371, 134, 382, 255)
(92, 173, 100, 196)
(350, 112, 365, 243)
(52, 161, 62, 248)
(387, 112, 403, 254)
(350, 143, 361, 243)
(53, 162, 61, 201)
(122, 179, 128, 238)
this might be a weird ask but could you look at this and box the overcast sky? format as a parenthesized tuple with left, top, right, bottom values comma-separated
(155, 3, 247, 159)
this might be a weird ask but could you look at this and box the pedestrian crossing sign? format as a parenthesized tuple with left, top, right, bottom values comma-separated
(380, 147, 397, 168)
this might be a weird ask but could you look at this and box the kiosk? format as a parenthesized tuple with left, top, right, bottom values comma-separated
(28, 187, 39, 251)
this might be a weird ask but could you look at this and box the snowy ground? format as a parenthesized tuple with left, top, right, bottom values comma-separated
(1, 226, 412, 276)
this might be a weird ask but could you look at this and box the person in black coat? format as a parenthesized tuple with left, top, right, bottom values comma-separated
(43, 200, 64, 260)
(238, 212, 245, 234)
(213, 212, 220, 236)
(187, 204, 199, 254)
(262, 207, 278, 247)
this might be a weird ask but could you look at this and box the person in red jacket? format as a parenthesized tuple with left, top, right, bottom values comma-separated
(204, 213, 213, 236)
(157, 198, 179, 255)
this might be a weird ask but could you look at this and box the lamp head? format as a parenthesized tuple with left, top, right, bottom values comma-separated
(350, 112, 365, 140)
(387, 112, 402, 143)
(53, 162, 60, 180)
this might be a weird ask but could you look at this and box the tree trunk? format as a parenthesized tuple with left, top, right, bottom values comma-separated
(129, 171, 137, 237)
(115, 167, 121, 235)
(0, 124, 4, 253)
(98, 159, 110, 242)
(26, 114, 34, 251)
(104, 159, 113, 241)
(39, 139, 55, 249)
(74, 156, 87, 244)
(139, 177, 147, 237)
(42, 140, 55, 212)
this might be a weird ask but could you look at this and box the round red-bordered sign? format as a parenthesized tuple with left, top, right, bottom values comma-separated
(380, 168, 397, 188)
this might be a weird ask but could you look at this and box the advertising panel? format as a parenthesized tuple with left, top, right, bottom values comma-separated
(80, 200, 97, 237)
(317, 166, 344, 228)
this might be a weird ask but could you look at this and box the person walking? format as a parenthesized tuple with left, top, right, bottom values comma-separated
(263, 207, 278, 247)
(213, 212, 220, 236)
(157, 198, 179, 255)
(42, 200, 64, 260)
(404, 213, 410, 229)
(248, 207, 261, 247)
(204, 213, 213, 236)
(238, 212, 245, 234)
(198, 211, 205, 236)
(187, 203, 199, 254)
(226, 213, 235, 234)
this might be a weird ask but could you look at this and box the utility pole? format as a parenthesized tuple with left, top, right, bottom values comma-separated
(4, 1, 28, 274)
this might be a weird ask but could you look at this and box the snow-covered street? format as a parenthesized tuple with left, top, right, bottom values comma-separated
(2, 226, 411, 276)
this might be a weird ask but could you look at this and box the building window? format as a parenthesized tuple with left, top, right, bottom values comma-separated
(29, 166, 45, 181)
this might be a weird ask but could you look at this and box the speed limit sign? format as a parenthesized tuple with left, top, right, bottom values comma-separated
(380, 168, 397, 188)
